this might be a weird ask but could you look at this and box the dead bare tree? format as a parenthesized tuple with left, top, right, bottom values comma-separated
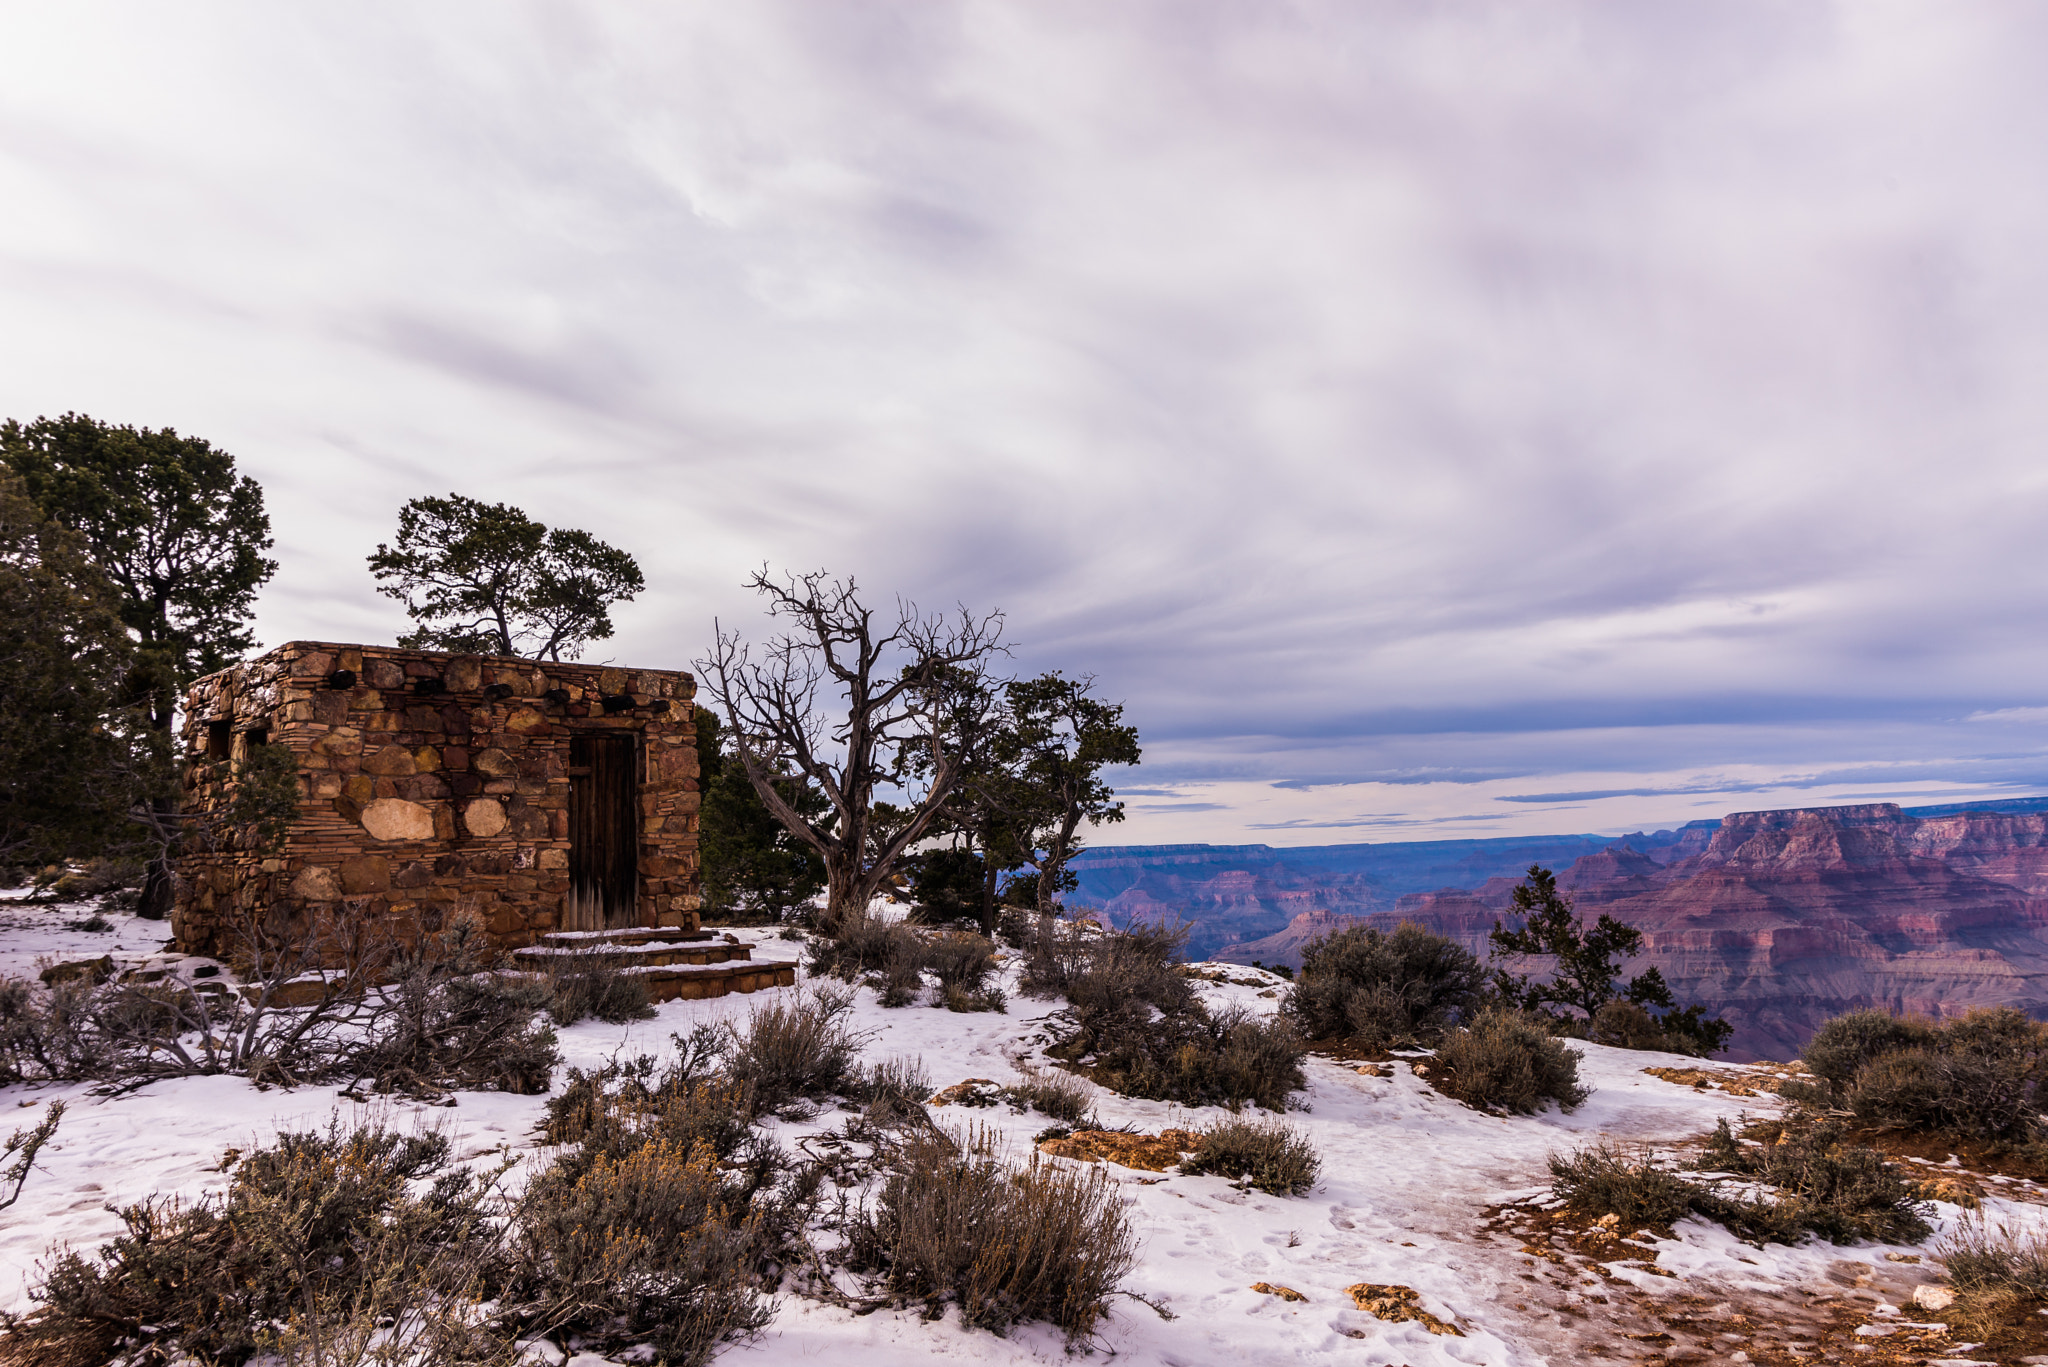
(697, 568, 1005, 937)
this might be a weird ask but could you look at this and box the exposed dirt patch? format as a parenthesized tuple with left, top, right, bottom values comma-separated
(928, 1078, 1004, 1108)
(1642, 1065, 1789, 1098)
(1479, 1196, 2048, 1364)
(1846, 1126, 2048, 1187)
(1346, 1282, 1464, 1336)
(1035, 1128, 1198, 1172)
(1249, 1281, 1306, 1302)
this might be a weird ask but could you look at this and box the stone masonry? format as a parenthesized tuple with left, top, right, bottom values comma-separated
(171, 641, 701, 959)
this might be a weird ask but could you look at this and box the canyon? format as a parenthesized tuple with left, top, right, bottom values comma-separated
(1068, 798, 2048, 1060)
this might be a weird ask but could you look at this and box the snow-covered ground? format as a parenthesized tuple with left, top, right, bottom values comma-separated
(1, 892, 2040, 1366)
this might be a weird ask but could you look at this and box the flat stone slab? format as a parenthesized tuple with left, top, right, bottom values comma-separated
(537, 927, 719, 948)
(511, 941, 752, 968)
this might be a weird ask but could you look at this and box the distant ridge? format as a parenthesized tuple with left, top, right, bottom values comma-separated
(1903, 796, 2048, 817)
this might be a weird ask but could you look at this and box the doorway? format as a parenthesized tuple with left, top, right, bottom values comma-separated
(568, 732, 639, 931)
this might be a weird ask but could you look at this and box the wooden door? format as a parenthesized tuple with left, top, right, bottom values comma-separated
(568, 732, 640, 930)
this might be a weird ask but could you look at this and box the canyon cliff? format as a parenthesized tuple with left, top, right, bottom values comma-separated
(1074, 801, 2048, 1061)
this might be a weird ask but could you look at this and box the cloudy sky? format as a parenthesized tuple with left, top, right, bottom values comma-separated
(5, 2, 2048, 846)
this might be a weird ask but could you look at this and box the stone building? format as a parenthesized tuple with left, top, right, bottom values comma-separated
(171, 641, 790, 999)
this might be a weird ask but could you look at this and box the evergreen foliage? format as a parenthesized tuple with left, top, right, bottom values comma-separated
(1, 413, 275, 732)
(1282, 921, 1486, 1048)
(3, 414, 274, 913)
(695, 706, 827, 923)
(0, 472, 160, 869)
(367, 492, 643, 660)
(1489, 864, 1732, 1055)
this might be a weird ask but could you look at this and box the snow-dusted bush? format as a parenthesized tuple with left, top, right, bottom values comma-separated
(0, 1120, 507, 1367)
(1022, 916, 1192, 1016)
(1433, 1009, 1588, 1114)
(807, 910, 926, 1004)
(1552, 1123, 1932, 1247)
(851, 1054, 936, 1122)
(0, 978, 96, 1084)
(544, 1059, 762, 1181)
(542, 953, 657, 1026)
(845, 1125, 1138, 1343)
(1546, 1141, 1696, 1228)
(1282, 921, 1486, 1049)
(513, 1138, 775, 1366)
(342, 924, 559, 1097)
(1029, 920, 1306, 1110)
(1179, 1116, 1321, 1195)
(1004, 1061, 1095, 1122)
(1697, 1118, 1931, 1244)
(1939, 1214, 2048, 1301)
(723, 984, 865, 1117)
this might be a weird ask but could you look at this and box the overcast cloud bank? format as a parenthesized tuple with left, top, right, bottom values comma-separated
(3, 2, 2045, 842)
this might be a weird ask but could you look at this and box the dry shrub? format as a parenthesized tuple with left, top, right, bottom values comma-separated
(1179, 1117, 1321, 1195)
(1004, 1062, 1095, 1123)
(722, 985, 864, 1116)
(1800, 1006, 2048, 1142)
(1550, 1121, 1933, 1248)
(544, 955, 656, 1026)
(846, 1126, 1139, 1343)
(345, 928, 559, 1096)
(807, 912, 929, 1006)
(1282, 921, 1485, 1048)
(1024, 917, 1193, 1017)
(1434, 1009, 1589, 1114)
(544, 1059, 762, 1185)
(1030, 919, 1306, 1111)
(1547, 1141, 1698, 1229)
(0, 977, 95, 1084)
(850, 1055, 936, 1129)
(923, 932, 997, 994)
(1939, 1214, 2048, 1336)
(1694, 1118, 1932, 1245)
(810, 918, 1005, 1011)
(0, 1120, 506, 1367)
(1078, 1002, 1306, 1112)
(513, 1138, 770, 1366)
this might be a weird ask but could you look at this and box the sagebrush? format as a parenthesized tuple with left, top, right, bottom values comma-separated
(1433, 1008, 1588, 1115)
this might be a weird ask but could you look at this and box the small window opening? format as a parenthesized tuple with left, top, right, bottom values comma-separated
(207, 719, 231, 757)
(245, 726, 268, 748)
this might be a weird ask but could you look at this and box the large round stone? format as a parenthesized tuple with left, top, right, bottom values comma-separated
(290, 864, 343, 900)
(360, 798, 435, 841)
(464, 798, 508, 838)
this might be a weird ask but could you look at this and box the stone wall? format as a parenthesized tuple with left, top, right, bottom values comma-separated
(171, 641, 700, 958)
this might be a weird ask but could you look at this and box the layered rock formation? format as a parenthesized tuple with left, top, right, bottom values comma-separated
(1200, 801, 2048, 1060)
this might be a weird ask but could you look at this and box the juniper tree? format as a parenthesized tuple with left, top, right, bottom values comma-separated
(1490, 864, 1731, 1053)
(367, 494, 643, 660)
(697, 568, 1005, 936)
(694, 706, 827, 923)
(2, 414, 275, 912)
(0, 472, 159, 869)
(1005, 673, 1141, 915)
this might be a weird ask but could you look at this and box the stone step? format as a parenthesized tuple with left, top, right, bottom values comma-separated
(637, 960, 796, 1002)
(536, 927, 719, 950)
(511, 939, 753, 970)
(505, 959, 796, 1002)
